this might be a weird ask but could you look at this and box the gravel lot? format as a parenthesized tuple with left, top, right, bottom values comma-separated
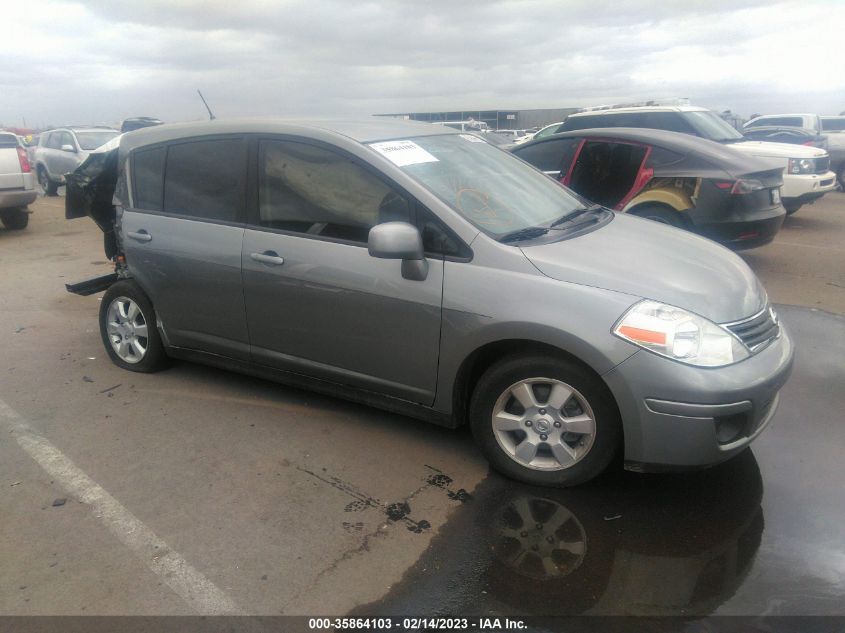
(1, 191, 843, 616)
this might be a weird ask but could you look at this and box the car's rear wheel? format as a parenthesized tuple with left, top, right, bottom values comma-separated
(37, 166, 58, 196)
(628, 203, 686, 229)
(469, 355, 621, 487)
(99, 281, 168, 373)
(0, 207, 29, 230)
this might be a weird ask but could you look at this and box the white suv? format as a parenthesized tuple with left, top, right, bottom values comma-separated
(33, 127, 119, 195)
(558, 105, 837, 214)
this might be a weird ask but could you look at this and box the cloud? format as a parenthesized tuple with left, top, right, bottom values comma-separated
(1, 0, 841, 128)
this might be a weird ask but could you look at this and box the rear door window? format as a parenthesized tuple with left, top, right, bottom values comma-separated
(256, 139, 410, 244)
(163, 138, 246, 223)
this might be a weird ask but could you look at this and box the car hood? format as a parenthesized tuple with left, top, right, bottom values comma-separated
(731, 140, 827, 159)
(521, 214, 767, 323)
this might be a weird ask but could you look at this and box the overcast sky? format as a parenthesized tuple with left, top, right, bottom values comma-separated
(1, 0, 843, 129)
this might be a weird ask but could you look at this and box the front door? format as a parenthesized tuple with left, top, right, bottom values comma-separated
(242, 138, 444, 404)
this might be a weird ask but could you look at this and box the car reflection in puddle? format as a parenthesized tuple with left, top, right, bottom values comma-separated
(361, 450, 763, 617)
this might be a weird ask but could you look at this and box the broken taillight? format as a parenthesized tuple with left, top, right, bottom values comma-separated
(17, 147, 31, 173)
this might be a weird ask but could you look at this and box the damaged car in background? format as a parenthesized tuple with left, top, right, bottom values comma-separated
(65, 119, 792, 487)
(511, 127, 786, 249)
(33, 126, 119, 195)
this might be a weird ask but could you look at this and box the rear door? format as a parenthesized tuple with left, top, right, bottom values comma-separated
(563, 139, 650, 209)
(122, 136, 250, 360)
(52, 131, 80, 179)
(241, 137, 444, 404)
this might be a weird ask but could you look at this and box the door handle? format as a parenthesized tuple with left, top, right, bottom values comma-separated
(127, 230, 152, 243)
(250, 251, 285, 266)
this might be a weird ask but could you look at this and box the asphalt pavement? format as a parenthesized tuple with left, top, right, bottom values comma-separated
(1, 191, 843, 617)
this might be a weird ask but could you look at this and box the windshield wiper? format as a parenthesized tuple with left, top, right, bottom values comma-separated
(550, 204, 604, 228)
(499, 226, 549, 243)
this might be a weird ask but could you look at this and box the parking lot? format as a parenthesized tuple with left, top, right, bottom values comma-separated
(1, 191, 844, 616)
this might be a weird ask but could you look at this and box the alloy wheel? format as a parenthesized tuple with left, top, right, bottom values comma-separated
(491, 378, 597, 471)
(106, 296, 149, 363)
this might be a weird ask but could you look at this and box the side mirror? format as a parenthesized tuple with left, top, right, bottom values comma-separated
(367, 221, 428, 281)
(61, 144, 76, 152)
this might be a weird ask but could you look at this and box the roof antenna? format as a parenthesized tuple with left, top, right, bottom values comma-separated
(197, 89, 216, 120)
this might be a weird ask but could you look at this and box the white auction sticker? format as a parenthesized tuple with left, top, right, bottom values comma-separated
(369, 140, 439, 167)
(459, 134, 486, 143)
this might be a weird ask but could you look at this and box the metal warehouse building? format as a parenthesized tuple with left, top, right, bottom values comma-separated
(374, 107, 578, 131)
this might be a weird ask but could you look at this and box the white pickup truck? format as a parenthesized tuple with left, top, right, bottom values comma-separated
(0, 132, 37, 230)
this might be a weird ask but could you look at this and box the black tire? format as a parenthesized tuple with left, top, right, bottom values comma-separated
(0, 207, 29, 230)
(837, 165, 845, 191)
(469, 354, 622, 487)
(783, 202, 801, 215)
(99, 280, 169, 373)
(37, 166, 58, 196)
(628, 203, 687, 228)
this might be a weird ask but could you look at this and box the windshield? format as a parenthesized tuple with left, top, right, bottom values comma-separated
(368, 134, 584, 238)
(75, 130, 119, 151)
(681, 111, 745, 142)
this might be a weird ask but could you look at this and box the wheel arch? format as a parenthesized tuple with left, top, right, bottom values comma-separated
(623, 187, 691, 214)
(450, 338, 620, 430)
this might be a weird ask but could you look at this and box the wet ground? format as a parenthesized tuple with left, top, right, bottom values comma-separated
(356, 307, 845, 617)
(1, 192, 844, 619)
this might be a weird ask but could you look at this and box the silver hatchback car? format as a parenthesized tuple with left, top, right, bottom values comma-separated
(67, 119, 794, 487)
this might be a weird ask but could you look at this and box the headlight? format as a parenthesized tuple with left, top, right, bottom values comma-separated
(613, 300, 749, 367)
(788, 158, 815, 174)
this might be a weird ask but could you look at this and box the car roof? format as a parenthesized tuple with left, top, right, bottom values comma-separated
(568, 105, 707, 117)
(119, 118, 457, 153)
(518, 127, 776, 176)
(750, 113, 814, 118)
(48, 127, 119, 133)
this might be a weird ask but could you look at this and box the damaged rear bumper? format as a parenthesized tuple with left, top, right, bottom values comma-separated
(66, 272, 118, 296)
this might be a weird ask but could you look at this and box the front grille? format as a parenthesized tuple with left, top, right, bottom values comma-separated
(725, 306, 779, 351)
(815, 156, 831, 173)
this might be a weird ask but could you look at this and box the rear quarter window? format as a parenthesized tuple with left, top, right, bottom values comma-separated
(132, 146, 166, 211)
(163, 138, 245, 223)
(747, 116, 804, 128)
(513, 138, 581, 173)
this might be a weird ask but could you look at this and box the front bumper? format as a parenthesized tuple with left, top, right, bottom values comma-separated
(603, 321, 794, 470)
(781, 170, 837, 201)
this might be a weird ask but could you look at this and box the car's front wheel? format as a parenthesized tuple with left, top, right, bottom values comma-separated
(0, 207, 29, 230)
(99, 281, 169, 373)
(469, 355, 621, 487)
